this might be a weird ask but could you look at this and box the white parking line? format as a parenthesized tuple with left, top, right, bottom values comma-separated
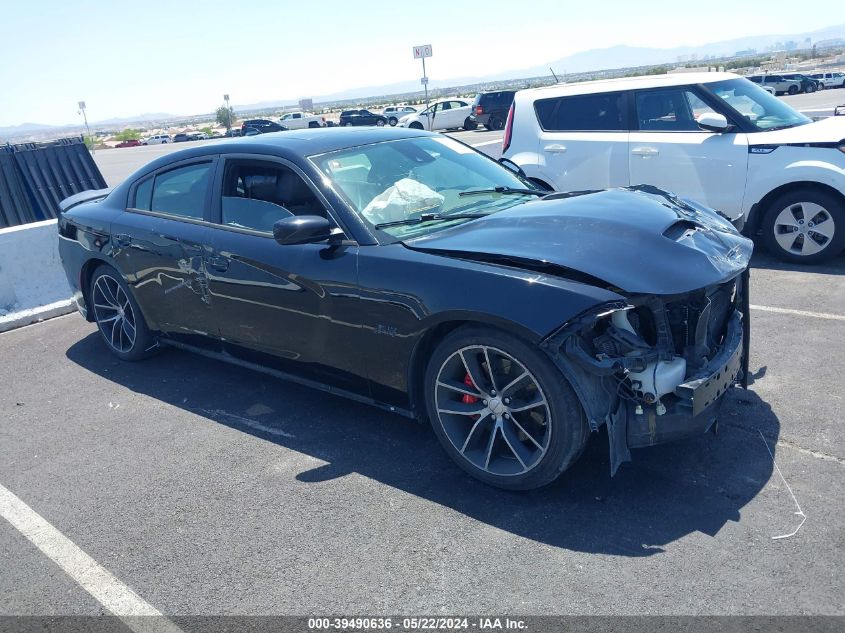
(750, 304, 845, 321)
(0, 482, 183, 633)
(471, 139, 502, 147)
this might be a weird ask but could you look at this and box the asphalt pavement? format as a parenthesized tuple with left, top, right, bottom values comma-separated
(1, 247, 843, 617)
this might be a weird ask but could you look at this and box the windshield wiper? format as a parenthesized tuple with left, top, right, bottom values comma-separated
(374, 212, 487, 230)
(459, 186, 546, 198)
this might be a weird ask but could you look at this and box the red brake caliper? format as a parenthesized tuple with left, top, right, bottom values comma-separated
(462, 373, 478, 405)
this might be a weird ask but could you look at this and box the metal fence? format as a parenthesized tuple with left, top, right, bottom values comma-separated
(0, 137, 106, 229)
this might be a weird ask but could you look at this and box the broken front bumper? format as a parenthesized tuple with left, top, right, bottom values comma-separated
(626, 310, 743, 448)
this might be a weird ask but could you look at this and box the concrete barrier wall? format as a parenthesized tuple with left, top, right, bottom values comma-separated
(0, 219, 75, 332)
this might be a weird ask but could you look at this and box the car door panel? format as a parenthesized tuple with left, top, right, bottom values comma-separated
(539, 131, 630, 191)
(206, 232, 367, 394)
(629, 87, 748, 219)
(204, 156, 369, 395)
(110, 158, 220, 342)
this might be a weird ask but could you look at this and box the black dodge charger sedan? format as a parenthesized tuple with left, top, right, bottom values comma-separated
(58, 128, 752, 490)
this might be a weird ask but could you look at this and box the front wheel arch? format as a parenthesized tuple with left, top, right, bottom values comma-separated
(747, 181, 845, 235)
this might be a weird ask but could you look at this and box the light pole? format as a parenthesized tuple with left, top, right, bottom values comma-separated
(224, 94, 231, 131)
(78, 101, 93, 153)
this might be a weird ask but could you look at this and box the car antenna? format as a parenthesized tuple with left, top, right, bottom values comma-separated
(550, 67, 559, 83)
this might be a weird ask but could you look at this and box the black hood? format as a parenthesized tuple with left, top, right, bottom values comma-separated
(404, 187, 753, 295)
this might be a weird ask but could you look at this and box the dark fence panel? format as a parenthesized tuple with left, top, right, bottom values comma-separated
(0, 137, 106, 229)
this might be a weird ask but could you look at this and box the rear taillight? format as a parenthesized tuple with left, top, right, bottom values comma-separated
(475, 105, 483, 115)
(502, 104, 514, 153)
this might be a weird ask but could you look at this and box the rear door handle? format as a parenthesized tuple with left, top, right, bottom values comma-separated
(207, 255, 229, 272)
(631, 146, 659, 157)
(544, 144, 567, 153)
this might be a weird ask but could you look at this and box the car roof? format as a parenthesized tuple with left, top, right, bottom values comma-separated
(137, 127, 435, 169)
(518, 72, 744, 98)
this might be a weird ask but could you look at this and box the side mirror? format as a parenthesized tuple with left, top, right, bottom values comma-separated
(273, 215, 333, 245)
(697, 112, 733, 133)
(498, 158, 527, 179)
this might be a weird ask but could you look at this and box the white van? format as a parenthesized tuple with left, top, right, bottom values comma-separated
(501, 72, 845, 263)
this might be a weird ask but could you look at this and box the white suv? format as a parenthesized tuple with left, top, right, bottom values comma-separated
(502, 72, 845, 263)
(143, 134, 170, 145)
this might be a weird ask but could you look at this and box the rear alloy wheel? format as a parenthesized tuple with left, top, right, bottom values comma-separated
(425, 327, 588, 490)
(762, 189, 845, 263)
(90, 266, 156, 361)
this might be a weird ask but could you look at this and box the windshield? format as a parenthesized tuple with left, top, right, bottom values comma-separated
(703, 78, 811, 131)
(311, 136, 539, 239)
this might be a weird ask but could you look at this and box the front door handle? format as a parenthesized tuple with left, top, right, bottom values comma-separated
(631, 146, 660, 157)
(207, 255, 229, 272)
(544, 144, 567, 153)
(114, 233, 131, 247)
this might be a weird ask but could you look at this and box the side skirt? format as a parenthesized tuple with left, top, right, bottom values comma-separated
(159, 338, 416, 420)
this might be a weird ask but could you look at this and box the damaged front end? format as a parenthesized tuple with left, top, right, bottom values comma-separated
(541, 270, 750, 475)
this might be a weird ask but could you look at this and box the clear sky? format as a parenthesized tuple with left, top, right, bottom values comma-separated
(1, 0, 840, 126)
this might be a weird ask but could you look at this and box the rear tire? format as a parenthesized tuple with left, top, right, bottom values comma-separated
(89, 265, 157, 361)
(788, 85, 799, 95)
(424, 326, 589, 490)
(805, 83, 816, 93)
(388, 117, 398, 126)
(761, 188, 845, 264)
(489, 116, 504, 130)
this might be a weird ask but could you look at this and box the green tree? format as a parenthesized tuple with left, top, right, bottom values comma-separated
(216, 105, 236, 130)
(115, 128, 141, 141)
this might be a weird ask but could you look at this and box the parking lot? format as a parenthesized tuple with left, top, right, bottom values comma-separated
(2, 122, 844, 617)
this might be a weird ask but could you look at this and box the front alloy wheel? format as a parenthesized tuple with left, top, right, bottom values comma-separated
(434, 344, 552, 476)
(425, 327, 588, 490)
(762, 189, 845, 263)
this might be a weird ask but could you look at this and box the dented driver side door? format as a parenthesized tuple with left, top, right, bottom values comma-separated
(110, 157, 221, 345)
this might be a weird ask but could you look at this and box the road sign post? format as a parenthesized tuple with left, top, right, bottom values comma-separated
(413, 44, 433, 127)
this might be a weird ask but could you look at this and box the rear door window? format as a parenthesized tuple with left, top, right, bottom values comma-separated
(534, 92, 626, 131)
(148, 162, 213, 219)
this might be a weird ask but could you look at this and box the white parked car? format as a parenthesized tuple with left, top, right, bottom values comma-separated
(397, 99, 476, 132)
(809, 72, 845, 89)
(502, 72, 845, 263)
(142, 134, 170, 145)
(382, 105, 417, 126)
(279, 112, 325, 129)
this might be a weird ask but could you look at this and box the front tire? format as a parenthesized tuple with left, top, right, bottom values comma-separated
(463, 117, 477, 131)
(805, 83, 816, 93)
(388, 117, 398, 126)
(761, 188, 845, 264)
(376, 119, 386, 127)
(409, 121, 424, 130)
(788, 85, 799, 95)
(90, 265, 156, 361)
(424, 326, 589, 490)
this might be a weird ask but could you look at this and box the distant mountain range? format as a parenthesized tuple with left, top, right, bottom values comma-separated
(3, 23, 844, 141)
